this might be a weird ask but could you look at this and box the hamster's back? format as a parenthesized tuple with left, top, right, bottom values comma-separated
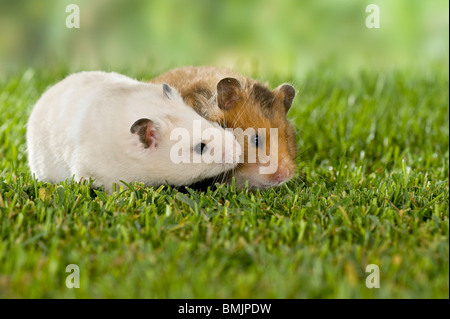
(27, 71, 151, 183)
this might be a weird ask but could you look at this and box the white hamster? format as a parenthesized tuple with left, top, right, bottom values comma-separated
(26, 71, 241, 192)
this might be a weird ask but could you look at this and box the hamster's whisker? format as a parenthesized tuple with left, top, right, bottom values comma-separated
(230, 99, 246, 128)
(231, 101, 250, 129)
(230, 90, 252, 128)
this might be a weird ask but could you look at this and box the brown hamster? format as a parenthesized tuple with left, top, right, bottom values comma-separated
(151, 66, 297, 189)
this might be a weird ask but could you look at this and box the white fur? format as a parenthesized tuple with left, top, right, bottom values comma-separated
(26, 71, 241, 192)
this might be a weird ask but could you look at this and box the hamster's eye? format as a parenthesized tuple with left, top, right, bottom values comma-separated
(250, 134, 263, 148)
(194, 142, 207, 154)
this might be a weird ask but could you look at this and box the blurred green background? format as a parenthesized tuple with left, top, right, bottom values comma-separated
(0, 0, 448, 78)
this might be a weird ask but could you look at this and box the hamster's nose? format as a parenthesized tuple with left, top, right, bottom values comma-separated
(272, 168, 290, 184)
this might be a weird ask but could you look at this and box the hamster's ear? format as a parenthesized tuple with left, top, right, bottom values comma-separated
(217, 78, 242, 110)
(162, 83, 182, 101)
(130, 118, 158, 149)
(276, 84, 296, 113)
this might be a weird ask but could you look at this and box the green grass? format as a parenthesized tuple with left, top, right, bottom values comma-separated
(0, 66, 448, 298)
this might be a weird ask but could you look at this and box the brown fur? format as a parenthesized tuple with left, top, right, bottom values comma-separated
(151, 66, 297, 188)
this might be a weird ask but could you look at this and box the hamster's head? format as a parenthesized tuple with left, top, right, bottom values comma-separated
(215, 77, 297, 189)
(130, 84, 241, 186)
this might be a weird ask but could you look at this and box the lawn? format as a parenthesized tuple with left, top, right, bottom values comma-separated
(0, 65, 448, 298)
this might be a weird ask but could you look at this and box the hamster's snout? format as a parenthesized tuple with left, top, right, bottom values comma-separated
(271, 167, 290, 184)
